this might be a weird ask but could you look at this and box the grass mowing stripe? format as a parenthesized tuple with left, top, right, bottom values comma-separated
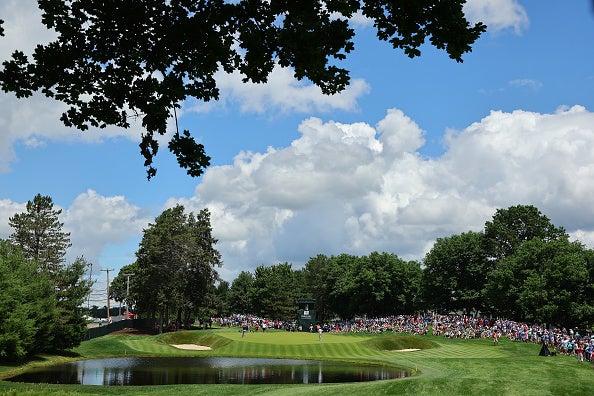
(338, 342, 378, 359)
(121, 339, 171, 354)
(278, 344, 289, 357)
(321, 343, 342, 360)
(232, 339, 378, 361)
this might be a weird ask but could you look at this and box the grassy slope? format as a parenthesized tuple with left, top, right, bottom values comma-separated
(1, 328, 593, 395)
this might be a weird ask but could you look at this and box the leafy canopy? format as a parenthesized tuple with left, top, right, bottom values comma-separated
(422, 231, 488, 315)
(0, 1, 485, 179)
(133, 205, 222, 323)
(483, 204, 567, 260)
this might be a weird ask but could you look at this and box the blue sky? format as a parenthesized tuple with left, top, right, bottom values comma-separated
(2, 0, 594, 303)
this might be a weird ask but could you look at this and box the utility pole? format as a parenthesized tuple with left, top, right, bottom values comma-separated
(101, 269, 113, 323)
(122, 273, 133, 320)
(87, 262, 93, 311)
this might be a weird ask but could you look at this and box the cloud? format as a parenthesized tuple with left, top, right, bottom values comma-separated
(5, 105, 594, 283)
(186, 65, 371, 115)
(0, 199, 26, 238)
(509, 79, 543, 90)
(570, 229, 594, 250)
(344, 1, 529, 34)
(169, 105, 594, 280)
(0, 1, 176, 173)
(0, 2, 70, 173)
(464, 0, 529, 34)
(0, 0, 56, 60)
(0, 190, 151, 273)
(348, 10, 374, 29)
(442, 105, 594, 227)
(0, 92, 147, 173)
(62, 190, 151, 267)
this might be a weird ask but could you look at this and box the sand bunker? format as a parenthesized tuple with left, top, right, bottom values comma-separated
(170, 344, 212, 350)
(392, 348, 421, 352)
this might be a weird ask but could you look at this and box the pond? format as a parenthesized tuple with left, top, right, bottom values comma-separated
(6, 357, 411, 385)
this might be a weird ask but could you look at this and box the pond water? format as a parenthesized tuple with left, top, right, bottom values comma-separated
(6, 357, 411, 385)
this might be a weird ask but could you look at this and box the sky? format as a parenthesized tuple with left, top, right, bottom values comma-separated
(2, 0, 594, 304)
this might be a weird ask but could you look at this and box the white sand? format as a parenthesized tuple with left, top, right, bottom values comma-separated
(170, 344, 212, 350)
(392, 348, 421, 352)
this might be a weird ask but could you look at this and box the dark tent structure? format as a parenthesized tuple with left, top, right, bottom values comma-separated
(539, 343, 551, 356)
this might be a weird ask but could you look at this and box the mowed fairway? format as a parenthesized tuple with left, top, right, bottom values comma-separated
(1, 328, 594, 395)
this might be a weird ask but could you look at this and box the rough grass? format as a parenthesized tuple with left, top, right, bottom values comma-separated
(2, 328, 594, 395)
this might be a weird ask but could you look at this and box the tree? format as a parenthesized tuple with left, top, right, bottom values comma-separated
(582, 248, 594, 326)
(328, 253, 360, 318)
(386, 256, 422, 315)
(7, 194, 91, 351)
(213, 280, 231, 316)
(483, 205, 567, 261)
(135, 205, 187, 320)
(134, 205, 222, 329)
(422, 231, 488, 315)
(228, 270, 255, 314)
(328, 252, 421, 318)
(8, 193, 71, 273)
(181, 209, 222, 324)
(485, 237, 593, 327)
(50, 256, 93, 351)
(302, 254, 341, 323)
(0, 1, 485, 179)
(251, 263, 297, 319)
(110, 262, 140, 312)
(0, 240, 57, 361)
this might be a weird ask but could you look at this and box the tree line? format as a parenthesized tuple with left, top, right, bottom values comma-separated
(214, 253, 422, 324)
(204, 205, 594, 330)
(226, 205, 592, 330)
(113, 204, 594, 331)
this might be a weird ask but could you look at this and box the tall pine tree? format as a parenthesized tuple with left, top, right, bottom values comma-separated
(8, 194, 91, 351)
(9, 193, 71, 273)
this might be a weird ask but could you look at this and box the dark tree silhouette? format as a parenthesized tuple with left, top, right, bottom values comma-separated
(0, 1, 485, 178)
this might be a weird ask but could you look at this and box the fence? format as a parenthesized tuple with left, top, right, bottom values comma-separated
(84, 318, 154, 341)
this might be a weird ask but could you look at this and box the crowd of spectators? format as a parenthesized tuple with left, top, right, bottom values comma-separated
(323, 314, 594, 363)
(214, 314, 297, 332)
(212, 313, 594, 363)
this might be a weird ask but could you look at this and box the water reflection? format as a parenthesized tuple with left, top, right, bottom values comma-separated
(7, 357, 411, 385)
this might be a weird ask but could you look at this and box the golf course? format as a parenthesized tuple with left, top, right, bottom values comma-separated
(1, 327, 593, 395)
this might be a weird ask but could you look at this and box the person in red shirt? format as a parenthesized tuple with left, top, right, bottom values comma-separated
(577, 344, 584, 362)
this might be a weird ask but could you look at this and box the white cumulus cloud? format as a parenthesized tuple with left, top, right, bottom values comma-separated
(187, 65, 370, 115)
(167, 105, 594, 280)
(464, 0, 529, 34)
(0, 199, 26, 238)
(63, 190, 151, 268)
(4, 105, 594, 283)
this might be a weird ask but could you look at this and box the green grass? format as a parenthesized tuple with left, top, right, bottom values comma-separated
(1, 328, 594, 395)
